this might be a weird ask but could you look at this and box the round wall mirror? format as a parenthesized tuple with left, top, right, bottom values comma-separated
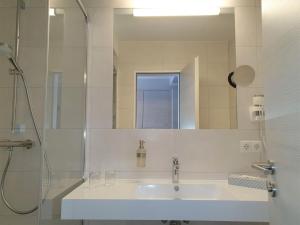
(228, 65, 255, 88)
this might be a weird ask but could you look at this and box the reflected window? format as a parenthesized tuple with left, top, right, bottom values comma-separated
(136, 73, 179, 129)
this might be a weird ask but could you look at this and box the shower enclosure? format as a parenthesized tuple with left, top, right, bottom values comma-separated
(0, 0, 88, 224)
(40, 0, 88, 224)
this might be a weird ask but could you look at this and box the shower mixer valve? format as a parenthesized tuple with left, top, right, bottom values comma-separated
(0, 139, 34, 150)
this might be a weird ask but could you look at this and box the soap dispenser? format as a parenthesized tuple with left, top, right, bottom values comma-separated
(136, 140, 146, 168)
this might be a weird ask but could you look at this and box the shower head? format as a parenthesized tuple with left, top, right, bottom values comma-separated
(0, 42, 23, 73)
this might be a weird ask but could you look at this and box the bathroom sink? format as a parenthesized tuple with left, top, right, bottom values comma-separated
(61, 179, 268, 221)
(136, 183, 222, 199)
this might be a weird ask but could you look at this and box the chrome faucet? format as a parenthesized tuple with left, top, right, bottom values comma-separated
(172, 157, 180, 184)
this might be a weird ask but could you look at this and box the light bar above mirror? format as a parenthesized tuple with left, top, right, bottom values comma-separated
(133, 8, 221, 17)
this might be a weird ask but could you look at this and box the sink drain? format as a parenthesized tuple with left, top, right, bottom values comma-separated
(174, 185, 180, 192)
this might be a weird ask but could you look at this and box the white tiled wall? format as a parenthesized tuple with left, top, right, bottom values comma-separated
(262, 0, 300, 224)
(0, 1, 48, 225)
(85, 0, 263, 181)
(235, 1, 263, 131)
(86, 8, 114, 132)
(48, 0, 264, 225)
(89, 129, 261, 177)
(84, 15, 266, 225)
(2, 0, 263, 225)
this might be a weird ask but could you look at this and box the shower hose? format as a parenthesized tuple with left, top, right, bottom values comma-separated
(0, 73, 52, 214)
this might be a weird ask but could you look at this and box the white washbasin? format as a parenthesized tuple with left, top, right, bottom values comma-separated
(136, 183, 222, 199)
(61, 179, 268, 222)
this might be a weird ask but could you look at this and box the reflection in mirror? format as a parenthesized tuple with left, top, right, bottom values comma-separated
(136, 73, 179, 129)
(48, 8, 86, 130)
(46, 3, 87, 179)
(113, 8, 237, 129)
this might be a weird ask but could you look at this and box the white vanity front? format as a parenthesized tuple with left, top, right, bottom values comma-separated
(61, 179, 268, 222)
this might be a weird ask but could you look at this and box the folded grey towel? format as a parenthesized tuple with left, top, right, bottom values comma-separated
(228, 174, 267, 190)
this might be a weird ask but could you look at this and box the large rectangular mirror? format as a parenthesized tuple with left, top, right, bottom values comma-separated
(113, 8, 236, 129)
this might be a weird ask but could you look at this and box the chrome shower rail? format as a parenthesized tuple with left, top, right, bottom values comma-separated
(0, 139, 33, 149)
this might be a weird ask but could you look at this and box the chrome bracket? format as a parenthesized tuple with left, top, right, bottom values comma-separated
(267, 181, 277, 198)
(252, 160, 276, 175)
(9, 68, 22, 76)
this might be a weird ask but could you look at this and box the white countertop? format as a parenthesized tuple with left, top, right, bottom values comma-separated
(61, 179, 269, 222)
(41, 178, 84, 219)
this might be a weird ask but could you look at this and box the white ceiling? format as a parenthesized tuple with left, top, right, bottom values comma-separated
(114, 10, 235, 41)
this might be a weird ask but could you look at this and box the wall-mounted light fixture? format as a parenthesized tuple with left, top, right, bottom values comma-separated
(133, 8, 220, 17)
(133, 0, 221, 17)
